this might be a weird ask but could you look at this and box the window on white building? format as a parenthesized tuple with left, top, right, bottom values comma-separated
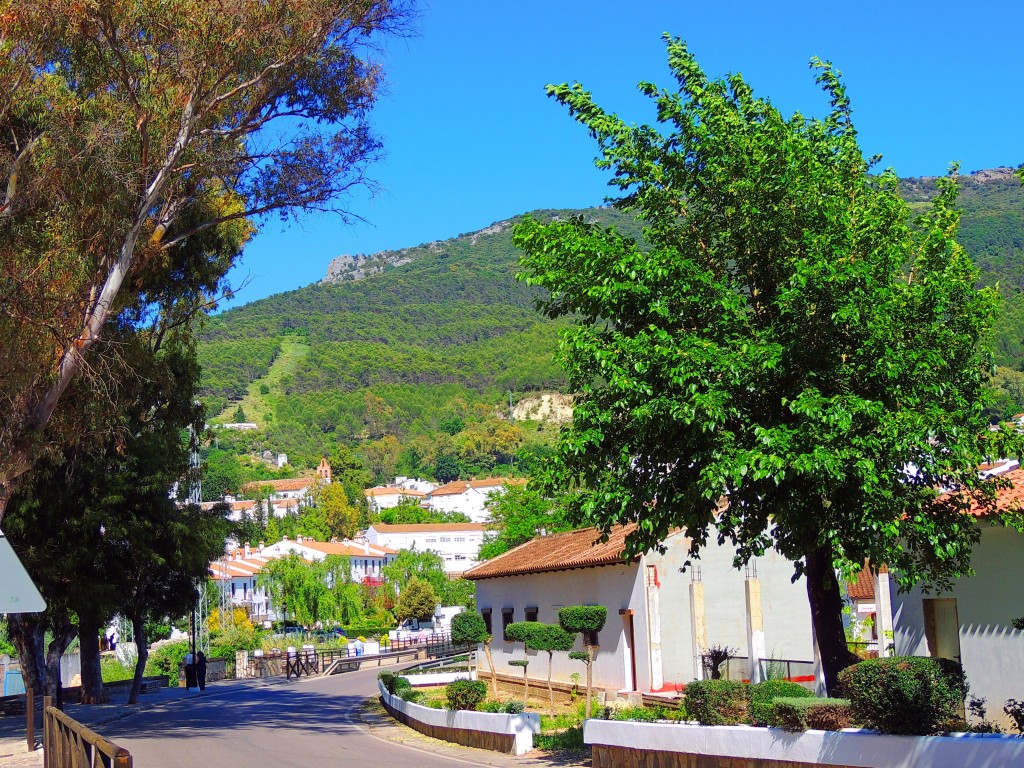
(425, 538, 437, 543)
(439, 536, 451, 542)
(454, 537, 465, 542)
(454, 554, 466, 561)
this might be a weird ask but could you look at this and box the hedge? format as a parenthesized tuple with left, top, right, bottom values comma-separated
(683, 679, 748, 725)
(748, 680, 813, 726)
(445, 679, 487, 711)
(773, 697, 854, 731)
(838, 656, 968, 735)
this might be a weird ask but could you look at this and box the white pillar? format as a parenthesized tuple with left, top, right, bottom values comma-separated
(645, 564, 664, 690)
(745, 577, 766, 684)
(874, 567, 894, 658)
(689, 580, 707, 681)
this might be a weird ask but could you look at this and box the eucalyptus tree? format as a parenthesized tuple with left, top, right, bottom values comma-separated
(0, 0, 409, 518)
(516, 36, 1018, 694)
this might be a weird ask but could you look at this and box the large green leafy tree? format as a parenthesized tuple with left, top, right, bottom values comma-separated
(516, 37, 1014, 694)
(478, 483, 570, 560)
(0, 0, 408, 519)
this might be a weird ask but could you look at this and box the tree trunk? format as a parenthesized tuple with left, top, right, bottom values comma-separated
(8, 615, 46, 696)
(585, 646, 594, 720)
(547, 652, 554, 713)
(44, 614, 77, 711)
(483, 641, 497, 697)
(128, 616, 148, 705)
(77, 615, 104, 704)
(522, 666, 529, 707)
(805, 544, 857, 696)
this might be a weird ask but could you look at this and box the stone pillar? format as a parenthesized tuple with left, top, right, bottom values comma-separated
(689, 581, 707, 680)
(645, 564, 664, 691)
(874, 566, 894, 658)
(745, 577, 766, 684)
(236, 650, 249, 679)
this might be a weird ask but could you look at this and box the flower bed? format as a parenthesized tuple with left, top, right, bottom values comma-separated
(584, 719, 1024, 768)
(378, 677, 539, 754)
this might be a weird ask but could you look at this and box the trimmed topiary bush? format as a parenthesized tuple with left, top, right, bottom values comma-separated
(773, 697, 853, 731)
(748, 680, 814, 726)
(445, 679, 487, 711)
(683, 679, 749, 725)
(838, 656, 968, 735)
(392, 676, 412, 695)
(378, 671, 397, 693)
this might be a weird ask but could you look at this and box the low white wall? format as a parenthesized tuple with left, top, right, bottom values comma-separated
(405, 671, 474, 686)
(584, 720, 1024, 768)
(378, 679, 539, 755)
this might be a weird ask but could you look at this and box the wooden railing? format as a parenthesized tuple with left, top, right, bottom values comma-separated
(43, 697, 132, 768)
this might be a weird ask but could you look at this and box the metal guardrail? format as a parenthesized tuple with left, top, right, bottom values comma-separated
(284, 636, 472, 679)
(756, 658, 816, 683)
(43, 697, 132, 768)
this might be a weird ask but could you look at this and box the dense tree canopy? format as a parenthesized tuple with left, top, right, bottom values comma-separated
(0, 0, 409, 519)
(516, 37, 1019, 694)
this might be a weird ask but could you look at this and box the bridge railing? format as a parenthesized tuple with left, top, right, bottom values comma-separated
(43, 697, 132, 768)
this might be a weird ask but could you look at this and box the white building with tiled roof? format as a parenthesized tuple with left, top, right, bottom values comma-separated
(363, 485, 427, 513)
(465, 526, 813, 696)
(209, 543, 282, 623)
(366, 522, 490, 576)
(262, 535, 397, 582)
(425, 477, 527, 523)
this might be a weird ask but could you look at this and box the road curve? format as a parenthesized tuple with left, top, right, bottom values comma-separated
(103, 667, 494, 768)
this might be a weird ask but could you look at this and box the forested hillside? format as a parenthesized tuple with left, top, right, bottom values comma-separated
(197, 171, 1024, 494)
(195, 207, 643, 494)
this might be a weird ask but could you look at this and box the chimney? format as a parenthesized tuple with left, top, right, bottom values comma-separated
(363, 539, 369, 555)
(244, 542, 251, 557)
(283, 535, 289, 541)
(330, 536, 338, 543)
(258, 541, 265, 551)
(297, 535, 303, 544)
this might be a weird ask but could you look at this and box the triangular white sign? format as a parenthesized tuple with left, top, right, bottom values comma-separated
(0, 531, 46, 613)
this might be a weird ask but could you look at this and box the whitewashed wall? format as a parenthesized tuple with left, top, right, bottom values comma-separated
(475, 563, 650, 692)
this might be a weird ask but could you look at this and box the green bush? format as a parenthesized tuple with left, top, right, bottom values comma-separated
(445, 679, 487, 711)
(533, 725, 584, 751)
(683, 679, 748, 725)
(772, 697, 853, 731)
(748, 680, 814, 726)
(611, 705, 666, 722)
(502, 700, 525, 714)
(839, 657, 968, 735)
(557, 606, 608, 634)
(479, 700, 504, 713)
(398, 688, 425, 704)
(392, 676, 412, 695)
(378, 671, 397, 693)
(145, 641, 190, 688)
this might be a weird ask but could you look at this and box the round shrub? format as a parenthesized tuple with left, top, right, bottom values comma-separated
(378, 671, 396, 693)
(398, 688, 425, 704)
(838, 656, 968, 735)
(749, 680, 814, 726)
(392, 676, 412, 695)
(445, 679, 487, 711)
(502, 700, 526, 714)
(683, 679, 749, 725)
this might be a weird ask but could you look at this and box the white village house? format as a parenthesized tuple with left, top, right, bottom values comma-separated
(425, 477, 526, 523)
(465, 525, 814, 695)
(366, 522, 490, 576)
(262, 535, 398, 583)
(363, 485, 427, 512)
(882, 465, 1024, 729)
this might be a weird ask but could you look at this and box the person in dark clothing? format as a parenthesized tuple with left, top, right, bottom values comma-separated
(197, 651, 207, 692)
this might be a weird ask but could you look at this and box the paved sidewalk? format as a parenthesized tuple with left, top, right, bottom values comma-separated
(0, 679, 256, 767)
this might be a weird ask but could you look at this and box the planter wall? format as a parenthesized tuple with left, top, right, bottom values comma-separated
(584, 719, 1024, 768)
(405, 671, 474, 687)
(378, 679, 539, 755)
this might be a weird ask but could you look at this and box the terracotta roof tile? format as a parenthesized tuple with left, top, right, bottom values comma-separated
(364, 486, 426, 498)
(464, 525, 638, 580)
(430, 477, 525, 496)
(846, 569, 875, 601)
(241, 477, 313, 494)
(943, 467, 1024, 517)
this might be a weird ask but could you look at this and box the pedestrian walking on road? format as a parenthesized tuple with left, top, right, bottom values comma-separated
(197, 651, 207, 692)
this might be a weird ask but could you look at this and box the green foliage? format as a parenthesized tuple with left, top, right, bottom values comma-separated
(100, 656, 134, 683)
(533, 726, 584, 751)
(0, 619, 15, 657)
(392, 676, 412, 695)
(445, 679, 487, 711)
(568, 651, 590, 663)
(501, 700, 526, 714)
(516, 35, 1019, 694)
(378, 671, 397, 693)
(146, 642, 190, 688)
(479, 484, 572, 560)
(394, 576, 439, 624)
(748, 680, 814, 726)
(838, 656, 968, 735)
(611, 705, 667, 722)
(683, 679, 749, 726)
(508, 659, 529, 668)
(397, 688, 425, 704)
(772, 697, 854, 731)
(451, 611, 490, 645)
(557, 606, 607, 636)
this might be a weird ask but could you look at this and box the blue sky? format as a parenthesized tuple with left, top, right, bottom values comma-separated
(221, 1, 1023, 309)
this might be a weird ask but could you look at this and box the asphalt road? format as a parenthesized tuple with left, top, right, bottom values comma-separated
(103, 668, 496, 768)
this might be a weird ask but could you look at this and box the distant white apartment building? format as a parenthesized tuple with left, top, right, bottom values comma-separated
(363, 485, 427, 512)
(365, 522, 489, 576)
(425, 477, 526, 523)
(262, 535, 397, 583)
(208, 543, 281, 623)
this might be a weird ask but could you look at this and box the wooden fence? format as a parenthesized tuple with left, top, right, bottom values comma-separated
(43, 697, 132, 768)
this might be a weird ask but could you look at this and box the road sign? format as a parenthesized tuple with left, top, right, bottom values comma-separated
(0, 530, 45, 613)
